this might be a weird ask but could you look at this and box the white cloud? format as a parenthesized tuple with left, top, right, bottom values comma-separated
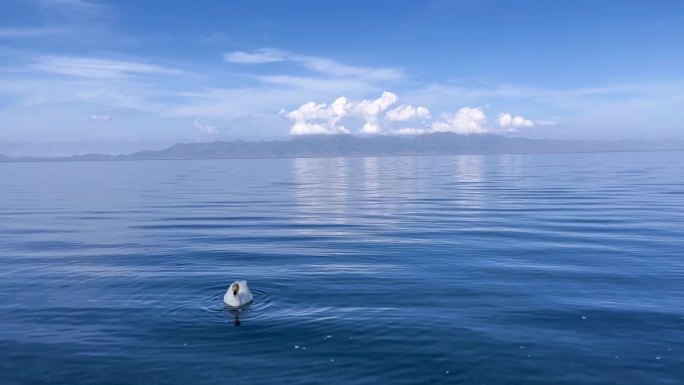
(31, 56, 182, 79)
(281, 97, 352, 135)
(284, 102, 328, 122)
(282, 92, 400, 135)
(90, 113, 111, 121)
(289, 122, 345, 135)
(354, 91, 398, 134)
(193, 118, 218, 134)
(329, 96, 353, 127)
(386, 104, 430, 121)
(281, 93, 547, 136)
(498, 112, 534, 130)
(497, 112, 514, 127)
(390, 127, 430, 135)
(432, 107, 488, 134)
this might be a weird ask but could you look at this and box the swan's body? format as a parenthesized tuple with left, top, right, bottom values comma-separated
(223, 280, 253, 307)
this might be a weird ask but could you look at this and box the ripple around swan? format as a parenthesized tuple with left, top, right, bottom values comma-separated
(164, 287, 274, 324)
(163, 285, 389, 330)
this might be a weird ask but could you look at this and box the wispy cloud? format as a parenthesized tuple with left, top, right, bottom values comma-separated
(30, 56, 183, 79)
(255, 75, 376, 93)
(41, 0, 105, 9)
(535, 120, 558, 126)
(90, 113, 111, 121)
(292, 55, 402, 80)
(0, 26, 69, 38)
(224, 48, 403, 81)
(224, 48, 286, 64)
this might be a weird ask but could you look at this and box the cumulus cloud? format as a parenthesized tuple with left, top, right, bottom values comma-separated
(281, 97, 352, 135)
(432, 107, 488, 134)
(193, 118, 219, 134)
(354, 91, 398, 134)
(386, 104, 430, 122)
(497, 112, 534, 130)
(282, 92, 401, 135)
(281, 92, 547, 136)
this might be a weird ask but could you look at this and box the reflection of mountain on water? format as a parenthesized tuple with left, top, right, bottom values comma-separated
(2, 133, 684, 162)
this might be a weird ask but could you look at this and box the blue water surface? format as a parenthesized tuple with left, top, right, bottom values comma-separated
(1, 152, 683, 384)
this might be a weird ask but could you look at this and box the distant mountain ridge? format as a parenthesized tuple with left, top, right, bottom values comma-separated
(1, 133, 683, 162)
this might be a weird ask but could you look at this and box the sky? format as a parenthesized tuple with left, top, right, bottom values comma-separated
(1, 0, 683, 155)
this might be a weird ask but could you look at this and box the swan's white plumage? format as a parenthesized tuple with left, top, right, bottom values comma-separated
(223, 280, 253, 307)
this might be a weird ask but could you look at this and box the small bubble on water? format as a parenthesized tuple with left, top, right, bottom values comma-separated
(656, 357, 661, 360)
(294, 345, 299, 349)
(581, 316, 586, 320)
(445, 371, 450, 374)
(330, 358, 335, 362)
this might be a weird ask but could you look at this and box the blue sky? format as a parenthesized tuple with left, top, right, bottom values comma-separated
(1, 0, 683, 155)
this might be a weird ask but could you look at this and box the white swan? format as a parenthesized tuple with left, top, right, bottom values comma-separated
(223, 280, 253, 307)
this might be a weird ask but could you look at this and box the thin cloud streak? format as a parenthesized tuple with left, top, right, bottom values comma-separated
(0, 27, 70, 38)
(224, 48, 404, 81)
(30, 56, 183, 79)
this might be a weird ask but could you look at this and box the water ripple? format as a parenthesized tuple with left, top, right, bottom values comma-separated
(1, 152, 683, 384)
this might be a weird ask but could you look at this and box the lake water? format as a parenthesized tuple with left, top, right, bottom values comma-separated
(1, 152, 683, 384)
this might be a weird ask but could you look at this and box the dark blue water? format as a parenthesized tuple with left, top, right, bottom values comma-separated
(1, 152, 683, 384)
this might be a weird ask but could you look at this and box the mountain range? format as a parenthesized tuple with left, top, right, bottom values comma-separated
(1, 133, 683, 162)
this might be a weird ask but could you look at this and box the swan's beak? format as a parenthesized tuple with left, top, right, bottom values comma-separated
(232, 283, 239, 296)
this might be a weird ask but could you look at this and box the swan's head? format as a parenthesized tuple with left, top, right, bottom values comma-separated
(224, 280, 253, 307)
